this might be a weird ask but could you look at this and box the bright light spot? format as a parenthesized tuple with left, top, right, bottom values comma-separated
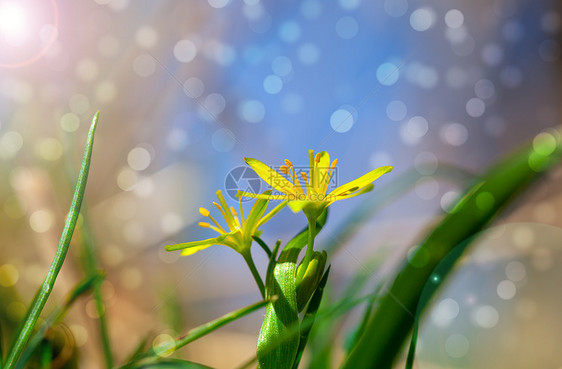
(471, 305, 499, 328)
(376, 62, 400, 86)
(239, 100, 265, 123)
(128, 147, 151, 171)
(432, 298, 460, 327)
(263, 74, 283, 94)
(29, 209, 55, 233)
(330, 108, 355, 133)
(386, 100, 407, 121)
(400, 116, 428, 145)
(0, 2, 29, 46)
(497, 280, 516, 300)
(410, 8, 436, 32)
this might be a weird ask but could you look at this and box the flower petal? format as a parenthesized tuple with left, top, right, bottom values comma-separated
(236, 190, 288, 200)
(332, 183, 374, 202)
(244, 192, 270, 236)
(165, 235, 227, 252)
(245, 157, 299, 195)
(329, 166, 392, 196)
(180, 244, 212, 256)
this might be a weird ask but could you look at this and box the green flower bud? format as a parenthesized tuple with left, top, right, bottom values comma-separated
(296, 251, 327, 312)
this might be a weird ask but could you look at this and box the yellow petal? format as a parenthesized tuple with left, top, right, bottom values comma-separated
(180, 244, 212, 256)
(236, 190, 288, 200)
(245, 157, 299, 195)
(329, 166, 392, 196)
(332, 183, 374, 202)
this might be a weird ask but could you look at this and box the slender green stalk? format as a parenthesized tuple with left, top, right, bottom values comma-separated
(119, 299, 269, 368)
(242, 252, 265, 298)
(15, 273, 103, 369)
(77, 220, 113, 368)
(3, 112, 99, 369)
(297, 214, 317, 283)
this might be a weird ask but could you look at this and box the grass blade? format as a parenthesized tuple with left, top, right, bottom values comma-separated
(3, 112, 99, 369)
(15, 272, 103, 369)
(119, 299, 269, 368)
(341, 128, 562, 369)
(127, 358, 212, 368)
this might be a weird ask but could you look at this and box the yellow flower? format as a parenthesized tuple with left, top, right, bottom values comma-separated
(165, 190, 284, 257)
(237, 150, 392, 218)
(166, 190, 285, 297)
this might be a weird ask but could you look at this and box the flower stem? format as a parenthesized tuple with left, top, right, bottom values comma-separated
(243, 252, 265, 298)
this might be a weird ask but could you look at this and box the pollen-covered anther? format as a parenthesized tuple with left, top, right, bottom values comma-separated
(213, 202, 222, 211)
(199, 207, 210, 217)
(280, 165, 290, 174)
(284, 159, 293, 168)
(301, 172, 308, 181)
(315, 152, 321, 163)
(230, 206, 238, 217)
(198, 222, 211, 228)
(331, 158, 338, 169)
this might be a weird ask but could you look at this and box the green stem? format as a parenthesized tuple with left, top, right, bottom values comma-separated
(3, 112, 99, 369)
(119, 300, 269, 368)
(243, 252, 265, 298)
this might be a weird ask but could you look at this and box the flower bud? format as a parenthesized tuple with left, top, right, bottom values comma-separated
(296, 251, 327, 312)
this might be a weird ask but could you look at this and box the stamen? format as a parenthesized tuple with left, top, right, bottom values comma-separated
(216, 190, 236, 229)
(292, 166, 305, 194)
(284, 159, 293, 168)
(207, 214, 226, 233)
(308, 150, 315, 191)
(323, 158, 338, 194)
(199, 207, 210, 217)
(238, 197, 245, 225)
(231, 206, 241, 228)
(301, 172, 311, 196)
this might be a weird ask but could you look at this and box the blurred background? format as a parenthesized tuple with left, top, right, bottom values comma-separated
(1, 0, 562, 368)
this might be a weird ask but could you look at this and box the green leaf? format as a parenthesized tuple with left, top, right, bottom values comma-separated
(341, 128, 562, 369)
(256, 211, 328, 369)
(128, 358, 213, 368)
(292, 266, 330, 369)
(15, 272, 104, 369)
(119, 300, 268, 368)
(3, 112, 99, 369)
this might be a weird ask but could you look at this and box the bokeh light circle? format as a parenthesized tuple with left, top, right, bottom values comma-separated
(0, 0, 59, 68)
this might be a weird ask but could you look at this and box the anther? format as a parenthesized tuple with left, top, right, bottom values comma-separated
(198, 222, 211, 228)
(199, 207, 210, 217)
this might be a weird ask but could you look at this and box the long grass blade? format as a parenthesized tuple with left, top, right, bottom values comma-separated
(2, 112, 99, 369)
(127, 358, 212, 368)
(119, 299, 269, 368)
(14, 272, 103, 369)
(341, 128, 562, 369)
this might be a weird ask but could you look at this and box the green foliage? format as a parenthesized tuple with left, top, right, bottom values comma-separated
(342, 129, 562, 369)
(2, 112, 99, 369)
(257, 211, 328, 369)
